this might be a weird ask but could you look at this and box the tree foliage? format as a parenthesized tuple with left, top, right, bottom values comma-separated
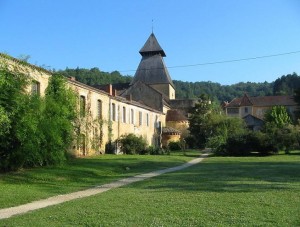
(58, 67, 132, 86)
(273, 72, 300, 95)
(188, 95, 246, 149)
(174, 80, 273, 102)
(0, 67, 77, 172)
(58, 67, 299, 104)
(264, 106, 292, 128)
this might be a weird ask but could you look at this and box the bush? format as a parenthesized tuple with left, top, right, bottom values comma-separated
(184, 136, 197, 149)
(168, 141, 182, 151)
(105, 141, 115, 154)
(215, 132, 278, 156)
(119, 134, 147, 154)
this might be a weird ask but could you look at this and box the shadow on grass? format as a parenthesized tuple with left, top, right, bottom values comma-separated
(135, 160, 300, 193)
(0, 155, 192, 195)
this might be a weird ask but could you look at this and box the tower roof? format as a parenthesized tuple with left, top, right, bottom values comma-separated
(130, 54, 174, 87)
(139, 33, 166, 57)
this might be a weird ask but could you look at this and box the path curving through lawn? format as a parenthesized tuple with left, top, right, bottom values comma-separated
(0, 153, 209, 220)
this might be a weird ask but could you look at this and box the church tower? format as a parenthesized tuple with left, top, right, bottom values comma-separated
(131, 33, 175, 100)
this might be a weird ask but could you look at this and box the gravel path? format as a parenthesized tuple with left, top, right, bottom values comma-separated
(0, 153, 209, 220)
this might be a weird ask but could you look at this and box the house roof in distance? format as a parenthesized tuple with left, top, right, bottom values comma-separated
(227, 94, 297, 107)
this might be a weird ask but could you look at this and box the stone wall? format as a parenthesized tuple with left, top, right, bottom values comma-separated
(150, 84, 175, 100)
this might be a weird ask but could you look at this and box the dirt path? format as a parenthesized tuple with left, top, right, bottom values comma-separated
(0, 153, 209, 220)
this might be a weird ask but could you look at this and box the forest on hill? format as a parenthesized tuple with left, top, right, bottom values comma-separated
(58, 68, 300, 103)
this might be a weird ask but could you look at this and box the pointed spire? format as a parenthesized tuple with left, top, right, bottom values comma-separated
(131, 33, 174, 88)
(139, 33, 166, 57)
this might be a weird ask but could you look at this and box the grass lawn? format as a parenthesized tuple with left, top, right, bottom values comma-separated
(1, 151, 300, 226)
(0, 150, 199, 209)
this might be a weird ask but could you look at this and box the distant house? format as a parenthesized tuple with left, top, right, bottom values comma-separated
(224, 93, 298, 130)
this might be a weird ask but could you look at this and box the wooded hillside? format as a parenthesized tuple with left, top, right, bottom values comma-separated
(58, 68, 299, 102)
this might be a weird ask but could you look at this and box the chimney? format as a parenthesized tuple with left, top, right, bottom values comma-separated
(126, 94, 132, 101)
(105, 84, 112, 96)
(113, 89, 117, 97)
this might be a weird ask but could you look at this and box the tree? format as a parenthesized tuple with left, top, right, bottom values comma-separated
(0, 66, 78, 171)
(188, 95, 213, 148)
(189, 94, 246, 149)
(0, 67, 30, 171)
(0, 106, 10, 136)
(40, 74, 77, 165)
(264, 106, 292, 129)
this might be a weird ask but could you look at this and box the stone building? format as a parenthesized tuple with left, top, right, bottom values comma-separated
(0, 32, 195, 155)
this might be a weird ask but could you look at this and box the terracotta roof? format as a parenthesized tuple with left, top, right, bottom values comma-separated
(162, 127, 181, 135)
(139, 33, 166, 57)
(227, 94, 297, 107)
(240, 93, 253, 106)
(166, 109, 187, 121)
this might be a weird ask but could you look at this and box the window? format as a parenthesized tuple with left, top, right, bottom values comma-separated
(227, 108, 239, 114)
(245, 107, 248, 113)
(112, 103, 116, 121)
(130, 109, 134, 124)
(139, 111, 142, 126)
(146, 113, 149, 127)
(123, 106, 126, 123)
(31, 81, 40, 95)
(97, 100, 102, 119)
(80, 96, 86, 117)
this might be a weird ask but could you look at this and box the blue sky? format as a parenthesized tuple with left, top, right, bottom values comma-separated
(1, 0, 300, 85)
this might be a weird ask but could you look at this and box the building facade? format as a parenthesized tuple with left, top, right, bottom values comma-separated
(0, 32, 194, 156)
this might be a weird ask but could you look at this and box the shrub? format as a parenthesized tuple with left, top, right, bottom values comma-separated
(119, 134, 147, 155)
(215, 132, 279, 156)
(184, 135, 197, 149)
(168, 141, 182, 151)
(105, 141, 115, 154)
(144, 146, 170, 155)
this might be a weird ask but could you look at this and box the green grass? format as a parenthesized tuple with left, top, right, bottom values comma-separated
(1, 151, 300, 226)
(0, 150, 199, 209)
